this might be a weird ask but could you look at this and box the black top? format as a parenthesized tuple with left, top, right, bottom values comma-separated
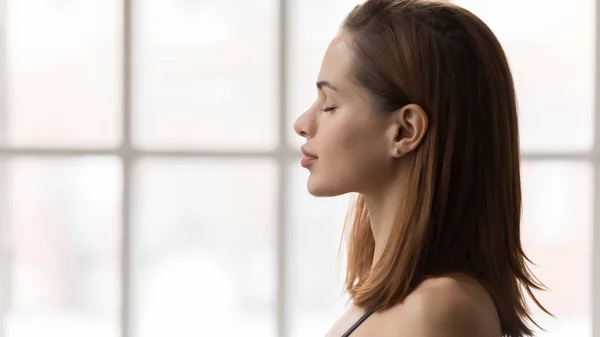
(341, 309, 375, 337)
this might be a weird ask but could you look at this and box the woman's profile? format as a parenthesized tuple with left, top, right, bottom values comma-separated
(293, 0, 551, 336)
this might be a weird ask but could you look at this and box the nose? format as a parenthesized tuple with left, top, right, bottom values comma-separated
(293, 109, 314, 139)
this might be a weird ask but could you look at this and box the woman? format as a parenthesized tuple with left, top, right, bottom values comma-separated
(293, 0, 551, 336)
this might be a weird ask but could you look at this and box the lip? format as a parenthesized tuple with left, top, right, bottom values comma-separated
(301, 146, 318, 158)
(300, 146, 318, 168)
(301, 156, 318, 168)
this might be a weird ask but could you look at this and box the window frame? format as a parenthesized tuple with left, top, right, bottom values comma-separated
(0, 0, 596, 336)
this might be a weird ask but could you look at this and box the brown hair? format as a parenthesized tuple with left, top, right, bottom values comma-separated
(339, 1, 550, 336)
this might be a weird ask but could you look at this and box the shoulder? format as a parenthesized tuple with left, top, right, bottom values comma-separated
(386, 275, 501, 337)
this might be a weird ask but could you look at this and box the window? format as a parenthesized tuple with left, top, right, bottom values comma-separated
(0, 1, 595, 337)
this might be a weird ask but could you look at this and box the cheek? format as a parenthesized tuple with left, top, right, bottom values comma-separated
(339, 120, 388, 165)
(314, 122, 389, 192)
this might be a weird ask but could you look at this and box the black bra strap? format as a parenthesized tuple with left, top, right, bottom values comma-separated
(341, 309, 376, 337)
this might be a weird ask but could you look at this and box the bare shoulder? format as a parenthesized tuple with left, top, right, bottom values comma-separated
(383, 275, 501, 337)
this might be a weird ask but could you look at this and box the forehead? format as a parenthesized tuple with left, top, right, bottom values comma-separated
(317, 33, 354, 90)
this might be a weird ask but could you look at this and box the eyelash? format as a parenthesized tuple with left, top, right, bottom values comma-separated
(321, 106, 336, 112)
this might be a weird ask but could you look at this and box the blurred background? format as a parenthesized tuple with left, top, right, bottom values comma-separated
(0, 0, 593, 336)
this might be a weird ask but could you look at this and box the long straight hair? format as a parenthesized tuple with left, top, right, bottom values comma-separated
(340, 1, 550, 336)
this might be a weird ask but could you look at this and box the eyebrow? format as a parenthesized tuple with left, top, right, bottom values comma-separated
(316, 80, 338, 92)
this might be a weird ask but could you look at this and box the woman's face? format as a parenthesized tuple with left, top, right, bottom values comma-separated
(293, 32, 398, 197)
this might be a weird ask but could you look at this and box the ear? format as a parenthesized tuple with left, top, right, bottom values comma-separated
(389, 103, 429, 157)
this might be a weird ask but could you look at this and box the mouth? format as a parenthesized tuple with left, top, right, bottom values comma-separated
(300, 146, 318, 168)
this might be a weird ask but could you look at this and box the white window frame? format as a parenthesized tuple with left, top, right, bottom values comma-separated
(0, 1, 597, 337)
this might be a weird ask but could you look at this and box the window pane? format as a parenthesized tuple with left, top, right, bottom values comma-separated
(286, 162, 350, 337)
(521, 161, 592, 336)
(3, 157, 121, 337)
(286, 0, 359, 149)
(452, 0, 595, 152)
(132, 158, 277, 337)
(132, 0, 278, 150)
(6, 0, 122, 148)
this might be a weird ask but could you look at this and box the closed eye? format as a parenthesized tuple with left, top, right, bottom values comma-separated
(321, 106, 336, 112)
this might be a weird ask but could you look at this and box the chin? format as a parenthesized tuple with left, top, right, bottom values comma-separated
(306, 175, 348, 197)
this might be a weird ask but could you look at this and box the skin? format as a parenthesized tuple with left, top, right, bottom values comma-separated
(293, 32, 502, 337)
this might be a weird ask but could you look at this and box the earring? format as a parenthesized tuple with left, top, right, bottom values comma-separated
(394, 148, 400, 155)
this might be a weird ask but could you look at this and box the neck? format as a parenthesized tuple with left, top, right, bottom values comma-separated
(363, 170, 408, 268)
